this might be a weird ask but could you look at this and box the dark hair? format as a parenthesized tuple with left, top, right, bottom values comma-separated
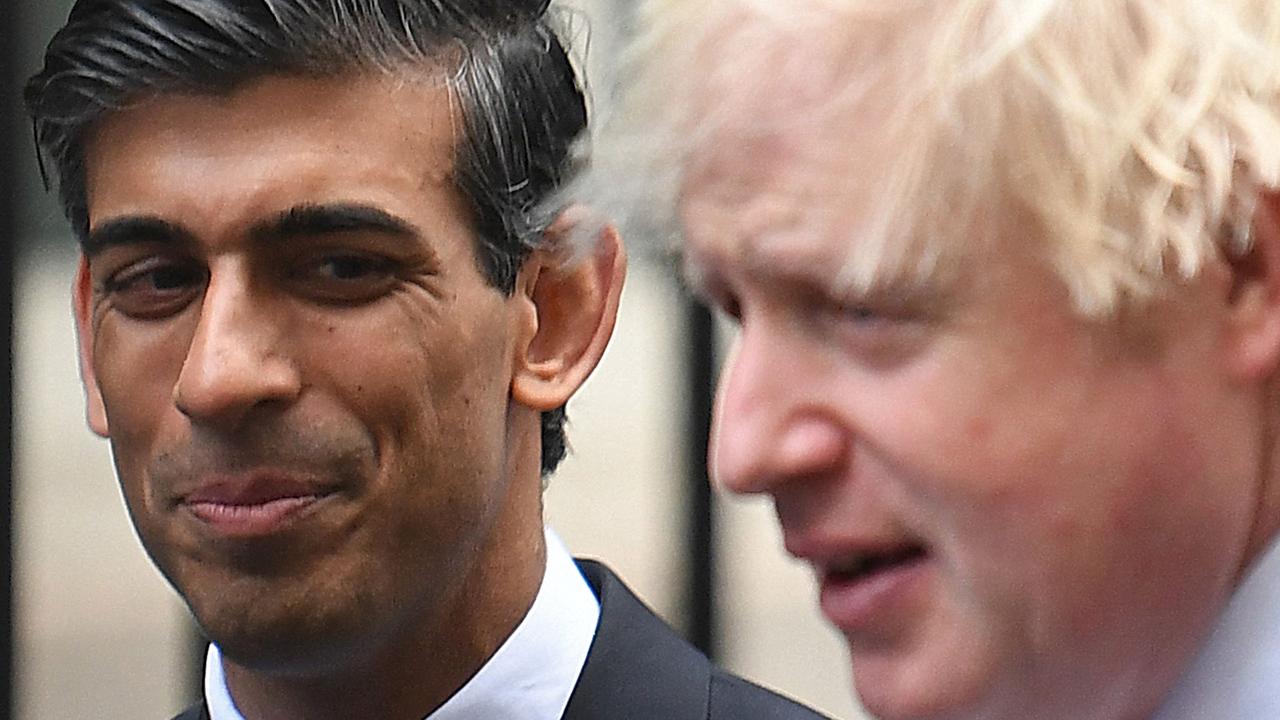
(26, 0, 588, 475)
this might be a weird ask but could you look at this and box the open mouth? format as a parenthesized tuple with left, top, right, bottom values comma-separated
(825, 544, 930, 584)
(816, 542, 933, 633)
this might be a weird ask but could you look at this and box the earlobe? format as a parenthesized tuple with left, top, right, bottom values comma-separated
(74, 258, 110, 437)
(510, 212, 627, 411)
(1225, 192, 1280, 380)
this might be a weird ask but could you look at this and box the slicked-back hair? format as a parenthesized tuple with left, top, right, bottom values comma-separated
(27, 0, 589, 475)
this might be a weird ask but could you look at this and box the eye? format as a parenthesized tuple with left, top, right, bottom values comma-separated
(291, 251, 400, 304)
(717, 293, 743, 323)
(322, 255, 389, 280)
(694, 286, 742, 324)
(102, 258, 206, 319)
(688, 275, 742, 323)
(820, 297, 931, 368)
(839, 303, 878, 322)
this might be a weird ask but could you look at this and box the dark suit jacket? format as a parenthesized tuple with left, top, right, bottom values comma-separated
(172, 560, 831, 720)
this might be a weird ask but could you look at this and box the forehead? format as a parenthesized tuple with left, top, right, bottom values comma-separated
(83, 73, 461, 235)
(671, 0, 1066, 305)
(676, 15, 949, 294)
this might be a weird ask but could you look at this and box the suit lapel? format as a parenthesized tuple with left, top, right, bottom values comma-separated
(561, 560, 711, 720)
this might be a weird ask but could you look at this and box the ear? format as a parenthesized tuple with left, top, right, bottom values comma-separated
(1225, 191, 1280, 380)
(73, 257, 110, 437)
(510, 210, 627, 411)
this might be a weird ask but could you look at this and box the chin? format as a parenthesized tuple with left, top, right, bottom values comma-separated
(212, 618, 382, 677)
(192, 588, 390, 678)
(849, 644, 1001, 720)
(856, 689, 968, 720)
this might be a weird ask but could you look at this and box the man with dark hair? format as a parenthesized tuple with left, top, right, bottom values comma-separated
(25, 2, 827, 719)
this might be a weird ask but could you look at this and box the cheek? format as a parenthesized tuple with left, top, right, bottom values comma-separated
(863, 318, 1140, 532)
(879, 358, 1245, 661)
(93, 306, 194, 388)
(93, 320, 194, 503)
(300, 296, 516, 482)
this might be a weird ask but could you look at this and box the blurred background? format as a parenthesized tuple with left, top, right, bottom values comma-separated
(4, 1, 867, 718)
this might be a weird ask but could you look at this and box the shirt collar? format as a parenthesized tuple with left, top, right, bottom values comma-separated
(205, 527, 600, 720)
(1153, 535, 1280, 719)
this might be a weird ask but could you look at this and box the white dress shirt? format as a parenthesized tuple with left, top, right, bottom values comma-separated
(1153, 536, 1280, 719)
(205, 528, 600, 720)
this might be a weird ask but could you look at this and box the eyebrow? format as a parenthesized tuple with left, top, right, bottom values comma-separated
(83, 203, 422, 257)
(84, 216, 196, 256)
(680, 238, 952, 316)
(249, 203, 421, 244)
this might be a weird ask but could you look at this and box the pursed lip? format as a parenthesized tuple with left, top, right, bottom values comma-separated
(175, 471, 344, 539)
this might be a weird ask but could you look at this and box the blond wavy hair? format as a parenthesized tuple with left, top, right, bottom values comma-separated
(568, 0, 1280, 314)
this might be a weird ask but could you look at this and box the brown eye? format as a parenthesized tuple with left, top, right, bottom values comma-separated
(104, 260, 206, 319)
(317, 255, 390, 281)
(292, 252, 399, 304)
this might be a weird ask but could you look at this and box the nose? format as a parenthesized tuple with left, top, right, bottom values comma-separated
(173, 262, 301, 428)
(710, 324, 848, 495)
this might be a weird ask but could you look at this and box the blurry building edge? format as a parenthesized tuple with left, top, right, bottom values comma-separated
(3, 0, 20, 716)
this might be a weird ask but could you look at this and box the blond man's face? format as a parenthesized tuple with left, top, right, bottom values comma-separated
(678, 70, 1268, 720)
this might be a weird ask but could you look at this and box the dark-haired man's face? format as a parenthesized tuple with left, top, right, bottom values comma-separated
(73, 74, 548, 676)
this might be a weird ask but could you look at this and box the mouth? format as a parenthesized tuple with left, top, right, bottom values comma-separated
(178, 474, 341, 540)
(811, 542, 933, 636)
(823, 544, 929, 584)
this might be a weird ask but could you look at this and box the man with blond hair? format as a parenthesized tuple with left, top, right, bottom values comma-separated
(576, 1, 1280, 718)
